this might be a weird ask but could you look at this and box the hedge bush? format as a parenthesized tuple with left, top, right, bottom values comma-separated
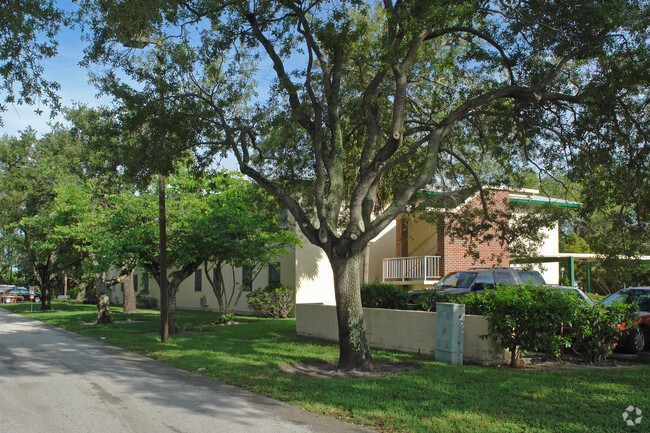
(362, 282, 633, 366)
(247, 284, 295, 318)
(415, 291, 488, 315)
(570, 302, 639, 363)
(360, 282, 410, 310)
(136, 292, 159, 309)
(480, 284, 581, 366)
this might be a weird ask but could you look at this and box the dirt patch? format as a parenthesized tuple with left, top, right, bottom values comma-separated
(283, 352, 650, 378)
(281, 360, 421, 379)
(498, 351, 650, 371)
(83, 320, 146, 325)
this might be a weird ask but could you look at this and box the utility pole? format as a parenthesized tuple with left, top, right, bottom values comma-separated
(159, 173, 168, 342)
(124, 36, 169, 342)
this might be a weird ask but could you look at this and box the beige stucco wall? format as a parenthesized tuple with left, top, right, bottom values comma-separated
(511, 215, 561, 284)
(366, 221, 397, 283)
(534, 223, 560, 284)
(294, 230, 336, 305)
(111, 223, 335, 311)
(408, 217, 439, 257)
(119, 245, 297, 314)
(296, 304, 508, 365)
(180, 255, 296, 313)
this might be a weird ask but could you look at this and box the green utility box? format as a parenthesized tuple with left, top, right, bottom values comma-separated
(434, 302, 465, 365)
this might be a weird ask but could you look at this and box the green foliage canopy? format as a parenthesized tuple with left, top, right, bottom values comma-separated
(0, 0, 64, 121)
(80, 0, 649, 369)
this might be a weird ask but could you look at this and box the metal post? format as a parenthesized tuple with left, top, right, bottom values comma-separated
(159, 174, 169, 342)
(586, 262, 592, 293)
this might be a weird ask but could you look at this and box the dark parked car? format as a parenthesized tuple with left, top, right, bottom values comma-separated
(3, 287, 41, 303)
(409, 267, 546, 302)
(601, 287, 650, 353)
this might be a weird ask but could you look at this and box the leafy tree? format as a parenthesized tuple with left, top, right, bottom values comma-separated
(558, 222, 649, 294)
(0, 128, 87, 309)
(560, 232, 592, 254)
(50, 176, 129, 323)
(569, 73, 649, 259)
(89, 167, 296, 332)
(199, 172, 299, 324)
(0, 229, 24, 284)
(82, 0, 649, 370)
(0, 0, 64, 123)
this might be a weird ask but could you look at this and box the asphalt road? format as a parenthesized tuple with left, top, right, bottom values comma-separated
(0, 308, 374, 433)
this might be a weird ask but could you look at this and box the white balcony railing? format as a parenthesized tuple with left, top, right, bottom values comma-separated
(382, 256, 441, 283)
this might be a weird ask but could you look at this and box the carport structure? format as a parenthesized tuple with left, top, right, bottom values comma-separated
(512, 253, 650, 292)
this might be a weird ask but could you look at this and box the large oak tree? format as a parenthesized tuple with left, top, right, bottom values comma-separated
(82, 0, 649, 370)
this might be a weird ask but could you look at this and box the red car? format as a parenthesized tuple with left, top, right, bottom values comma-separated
(601, 287, 650, 353)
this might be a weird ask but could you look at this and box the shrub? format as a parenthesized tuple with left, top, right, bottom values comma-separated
(360, 282, 410, 309)
(413, 291, 487, 314)
(247, 284, 295, 318)
(83, 288, 98, 305)
(135, 286, 158, 309)
(480, 284, 581, 366)
(570, 302, 639, 364)
(446, 292, 489, 315)
(136, 292, 159, 309)
(413, 290, 447, 312)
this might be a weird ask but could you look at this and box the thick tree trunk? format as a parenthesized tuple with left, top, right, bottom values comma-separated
(330, 252, 373, 371)
(166, 263, 200, 334)
(146, 262, 197, 336)
(96, 274, 112, 324)
(122, 272, 137, 314)
(208, 262, 229, 323)
(76, 282, 86, 303)
(39, 278, 53, 311)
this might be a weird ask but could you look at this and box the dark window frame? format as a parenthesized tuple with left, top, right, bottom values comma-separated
(268, 262, 281, 287)
(242, 266, 254, 291)
(194, 269, 202, 292)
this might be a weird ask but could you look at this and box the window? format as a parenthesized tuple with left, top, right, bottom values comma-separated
(518, 270, 545, 285)
(494, 271, 516, 285)
(269, 263, 281, 287)
(242, 266, 253, 291)
(436, 272, 477, 289)
(133, 274, 139, 292)
(144, 275, 149, 292)
(211, 267, 222, 290)
(473, 272, 494, 291)
(194, 269, 202, 292)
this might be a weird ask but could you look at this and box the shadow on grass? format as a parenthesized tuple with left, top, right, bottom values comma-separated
(3, 302, 649, 433)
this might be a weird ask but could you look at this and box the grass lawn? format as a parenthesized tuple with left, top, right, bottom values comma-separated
(3, 301, 649, 433)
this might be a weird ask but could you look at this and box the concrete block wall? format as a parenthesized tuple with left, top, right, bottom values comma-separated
(296, 303, 509, 365)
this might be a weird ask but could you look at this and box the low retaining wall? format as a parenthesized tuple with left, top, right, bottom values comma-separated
(296, 304, 508, 365)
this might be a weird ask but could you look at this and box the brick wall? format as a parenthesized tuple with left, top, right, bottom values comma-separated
(395, 217, 409, 257)
(439, 190, 510, 275)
